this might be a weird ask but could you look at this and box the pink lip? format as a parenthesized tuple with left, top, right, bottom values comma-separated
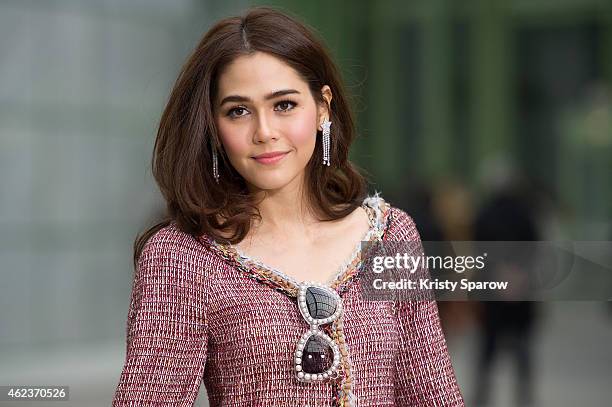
(252, 151, 289, 164)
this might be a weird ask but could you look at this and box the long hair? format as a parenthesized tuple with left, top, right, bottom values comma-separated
(133, 6, 369, 267)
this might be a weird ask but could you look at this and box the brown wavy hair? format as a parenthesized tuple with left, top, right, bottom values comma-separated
(133, 6, 370, 267)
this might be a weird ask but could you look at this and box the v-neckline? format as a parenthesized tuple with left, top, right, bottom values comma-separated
(202, 194, 392, 295)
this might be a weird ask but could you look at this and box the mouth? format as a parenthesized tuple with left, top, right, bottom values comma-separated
(251, 151, 290, 165)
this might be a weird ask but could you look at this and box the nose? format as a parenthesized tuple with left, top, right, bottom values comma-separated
(253, 111, 278, 144)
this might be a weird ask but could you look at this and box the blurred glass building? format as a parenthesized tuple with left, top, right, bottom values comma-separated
(1, 1, 611, 406)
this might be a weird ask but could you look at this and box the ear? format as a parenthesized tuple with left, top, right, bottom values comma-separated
(317, 85, 333, 131)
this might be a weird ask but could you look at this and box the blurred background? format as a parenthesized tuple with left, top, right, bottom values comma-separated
(1, 0, 611, 406)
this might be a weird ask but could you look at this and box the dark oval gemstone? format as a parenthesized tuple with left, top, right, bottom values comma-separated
(305, 287, 337, 319)
(302, 335, 334, 374)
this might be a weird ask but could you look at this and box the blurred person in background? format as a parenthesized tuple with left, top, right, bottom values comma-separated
(471, 156, 542, 407)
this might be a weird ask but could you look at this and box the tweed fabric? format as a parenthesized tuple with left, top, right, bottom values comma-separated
(112, 194, 465, 406)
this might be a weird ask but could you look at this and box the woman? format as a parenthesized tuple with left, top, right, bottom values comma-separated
(112, 6, 464, 407)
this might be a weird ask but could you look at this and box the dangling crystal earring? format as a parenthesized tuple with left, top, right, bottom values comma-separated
(321, 119, 332, 166)
(212, 144, 220, 183)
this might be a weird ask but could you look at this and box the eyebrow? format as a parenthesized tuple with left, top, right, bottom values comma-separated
(218, 89, 301, 107)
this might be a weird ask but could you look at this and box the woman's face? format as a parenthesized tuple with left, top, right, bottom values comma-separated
(214, 51, 331, 193)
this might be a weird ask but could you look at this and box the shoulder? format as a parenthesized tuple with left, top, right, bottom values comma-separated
(139, 221, 205, 262)
(137, 221, 217, 280)
(366, 192, 422, 242)
(387, 206, 422, 241)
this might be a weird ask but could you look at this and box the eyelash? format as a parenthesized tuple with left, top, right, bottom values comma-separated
(226, 100, 297, 119)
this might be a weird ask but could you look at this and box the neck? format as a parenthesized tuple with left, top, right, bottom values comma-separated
(248, 176, 322, 241)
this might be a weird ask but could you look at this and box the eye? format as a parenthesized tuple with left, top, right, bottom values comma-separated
(275, 100, 297, 112)
(227, 106, 249, 119)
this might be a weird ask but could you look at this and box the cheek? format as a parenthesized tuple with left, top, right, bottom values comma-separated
(216, 121, 249, 155)
(285, 109, 317, 146)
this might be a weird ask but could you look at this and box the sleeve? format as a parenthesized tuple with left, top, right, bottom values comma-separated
(392, 212, 465, 406)
(112, 234, 209, 406)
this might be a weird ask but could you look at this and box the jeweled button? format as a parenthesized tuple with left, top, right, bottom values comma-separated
(301, 335, 333, 373)
(305, 287, 337, 319)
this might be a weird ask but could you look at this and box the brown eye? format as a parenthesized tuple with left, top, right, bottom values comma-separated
(227, 106, 249, 118)
(275, 100, 297, 112)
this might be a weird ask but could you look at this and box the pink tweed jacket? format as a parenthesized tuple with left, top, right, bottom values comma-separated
(112, 195, 465, 406)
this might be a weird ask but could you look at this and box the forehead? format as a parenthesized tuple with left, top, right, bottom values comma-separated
(216, 52, 309, 98)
